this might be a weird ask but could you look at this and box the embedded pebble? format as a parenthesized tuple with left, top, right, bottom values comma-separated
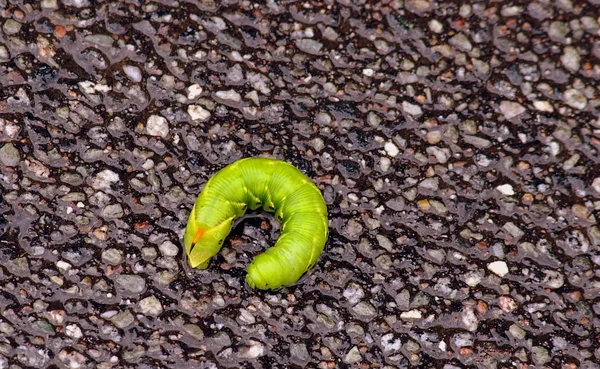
(187, 105, 211, 121)
(402, 101, 423, 116)
(159, 241, 179, 256)
(91, 169, 120, 190)
(384, 141, 399, 157)
(0, 143, 20, 166)
(138, 296, 163, 316)
(496, 184, 515, 196)
(146, 115, 169, 138)
(500, 101, 526, 119)
(123, 65, 142, 82)
(488, 261, 509, 277)
(115, 275, 146, 295)
(215, 89, 241, 102)
(563, 89, 587, 110)
(344, 346, 362, 364)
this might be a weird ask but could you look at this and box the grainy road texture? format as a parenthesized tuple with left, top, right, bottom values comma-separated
(1, 1, 599, 368)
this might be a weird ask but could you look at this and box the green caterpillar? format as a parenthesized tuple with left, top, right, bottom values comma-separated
(183, 157, 329, 290)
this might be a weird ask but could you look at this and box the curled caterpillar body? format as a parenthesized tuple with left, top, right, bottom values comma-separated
(183, 157, 329, 290)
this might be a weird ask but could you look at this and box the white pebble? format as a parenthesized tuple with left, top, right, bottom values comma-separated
(187, 105, 211, 121)
(56, 260, 72, 271)
(187, 84, 203, 99)
(500, 100, 526, 119)
(65, 324, 83, 339)
(533, 100, 553, 112)
(400, 310, 422, 319)
(91, 169, 120, 190)
(384, 141, 399, 157)
(123, 65, 142, 83)
(215, 89, 241, 102)
(402, 101, 423, 116)
(592, 178, 600, 194)
(488, 261, 509, 277)
(159, 241, 179, 257)
(428, 19, 443, 33)
(496, 184, 515, 196)
(380, 157, 391, 171)
(146, 115, 169, 138)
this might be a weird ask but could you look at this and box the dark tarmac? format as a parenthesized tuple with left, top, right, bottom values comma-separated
(1, 1, 599, 368)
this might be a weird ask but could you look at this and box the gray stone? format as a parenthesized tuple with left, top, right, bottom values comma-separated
(115, 274, 146, 295)
(0, 143, 20, 166)
(138, 296, 163, 316)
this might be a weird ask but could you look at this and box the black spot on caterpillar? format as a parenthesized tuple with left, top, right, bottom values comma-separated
(183, 157, 329, 290)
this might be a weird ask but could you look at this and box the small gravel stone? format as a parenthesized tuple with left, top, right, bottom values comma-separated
(239, 340, 264, 359)
(0, 143, 20, 166)
(498, 296, 517, 312)
(159, 241, 179, 256)
(500, 101, 526, 119)
(402, 101, 423, 116)
(65, 324, 83, 339)
(322, 27, 338, 41)
(101, 204, 124, 218)
(503, 222, 524, 239)
(542, 270, 564, 289)
(41, 0, 58, 8)
(142, 247, 157, 260)
(496, 184, 515, 196)
(509, 324, 526, 339)
(488, 261, 509, 277)
(110, 310, 135, 329)
(344, 346, 362, 364)
(464, 271, 483, 287)
(91, 169, 120, 190)
(187, 105, 211, 121)
(183, 324, 205, 341)
(215, 89, 241, 102)
(463, 135, 492, 148)
(400, 310, 422, 319)
(449, 33, 472, 51)
(115, 274, 146, 295)
(426, 146, 450, 163)
(3, 19, 22, 35)
(560, 46, 581, 73)
(352, 301, 377, 321)
(187, 84, 203, 99)
(102, 249, 124, 265)
(138, 296, 163, 316)
(533, 100, 554, 112)
(426, 131, 442, 144)
(290, 343, 309, 363)
(295, 39, 323, 54)
(461, 308, 479, 332)
(343, 283, 364, 305)
(381, 333, 402, 353)
(419, 177, 439, 191)
(428, 19, 443, 33)
(563, 89, 587, 110)
(532, 346, 551, 365)
(592, 178, 600, 194)
(384, 141, 399, 157)
(146, 115, 169, 138)
(123, 65, 142, 82)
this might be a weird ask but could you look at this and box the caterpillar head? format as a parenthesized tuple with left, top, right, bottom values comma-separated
(184, 215, 233, 269)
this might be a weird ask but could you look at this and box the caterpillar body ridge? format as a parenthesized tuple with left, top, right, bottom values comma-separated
(183, 157, 329, 290)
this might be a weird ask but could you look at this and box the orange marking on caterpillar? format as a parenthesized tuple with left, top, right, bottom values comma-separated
(192, 228, 205, 245)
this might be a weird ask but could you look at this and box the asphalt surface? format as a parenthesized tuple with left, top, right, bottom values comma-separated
(1, 1, 600, 368)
